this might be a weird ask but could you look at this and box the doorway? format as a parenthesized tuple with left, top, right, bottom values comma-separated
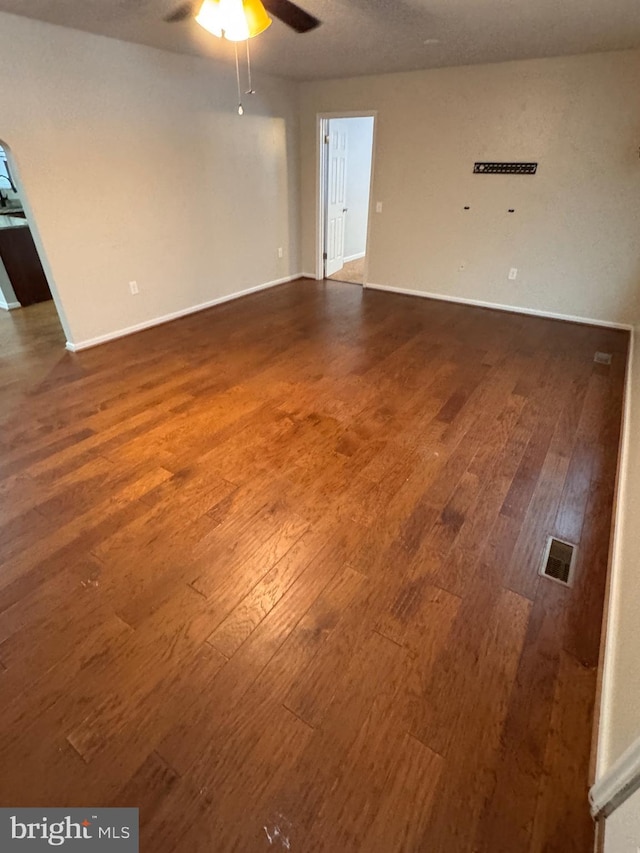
(0, 140, 68, 345)
(318, 114, 375, 286)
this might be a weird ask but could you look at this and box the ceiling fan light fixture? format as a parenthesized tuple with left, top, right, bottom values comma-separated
(195, 0, 222, 38)
(242, 0, 272, 38)
(195, 0, 272, 41)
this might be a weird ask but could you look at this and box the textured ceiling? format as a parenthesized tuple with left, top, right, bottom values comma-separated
(0, 0, 639, 80)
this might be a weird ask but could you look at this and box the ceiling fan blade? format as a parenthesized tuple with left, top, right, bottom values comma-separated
(262, 0, 321, 33)
(164, 1, 195, 23)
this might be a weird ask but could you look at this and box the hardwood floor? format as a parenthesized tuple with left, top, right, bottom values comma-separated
(0, 300, 66, 422)
(0, 281, 628, 852)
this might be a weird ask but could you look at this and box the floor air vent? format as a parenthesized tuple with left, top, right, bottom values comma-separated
(594, 352, 612, 365)
(540, 537, 576, 587)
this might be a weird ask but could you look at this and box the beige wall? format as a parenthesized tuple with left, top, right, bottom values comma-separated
(0, 12, 300, 346)
(604, 784, 640, 852)
(299, 51, 640, 326)
(598, 330, 640, 775)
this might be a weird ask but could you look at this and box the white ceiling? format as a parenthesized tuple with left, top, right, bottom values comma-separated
(0, 0, 639, 81)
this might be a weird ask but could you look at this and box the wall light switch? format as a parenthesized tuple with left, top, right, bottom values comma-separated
(508, 268, 518, 280)
(375, 201, 383, 213)
(129, 281, 139, 295)
(277, 247, 283, 259)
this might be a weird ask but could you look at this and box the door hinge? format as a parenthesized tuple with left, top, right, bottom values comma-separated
(324, 134, 330, 144)
(323, 252, 327, 260)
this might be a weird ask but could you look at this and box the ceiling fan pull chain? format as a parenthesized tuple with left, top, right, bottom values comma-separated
(245, 39, 256, 95)
(234, 42, 244, 115)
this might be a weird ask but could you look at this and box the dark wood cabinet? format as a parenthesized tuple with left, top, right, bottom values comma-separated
(0, 225, 52, 306)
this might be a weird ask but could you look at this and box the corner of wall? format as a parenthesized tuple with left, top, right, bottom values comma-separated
(594, 324, 637, 785)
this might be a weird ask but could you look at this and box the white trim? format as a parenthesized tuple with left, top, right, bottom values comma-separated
(0, 300, 21, 310)
(65, 274, 302, 352)
(594, 326, 635, 781)
(590, 735, 640, 818)
(363, 282, 633, 331)
(344, 252, 366, 264)
(316, 117, 326, 282)
(301, 271, 320, 280)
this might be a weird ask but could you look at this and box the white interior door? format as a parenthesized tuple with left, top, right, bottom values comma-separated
(325, 124, 348, 277)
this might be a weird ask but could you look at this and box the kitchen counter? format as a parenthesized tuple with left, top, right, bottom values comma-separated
(0, 215, 28, 229)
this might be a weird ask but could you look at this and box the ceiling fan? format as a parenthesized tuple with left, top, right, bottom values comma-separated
(164, 0, 320, 114)
(164, 0, 321, 37)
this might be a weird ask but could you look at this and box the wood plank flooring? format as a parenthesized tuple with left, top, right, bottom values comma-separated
(0, 282, 628, 852)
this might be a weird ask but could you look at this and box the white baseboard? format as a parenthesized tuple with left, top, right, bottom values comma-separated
(66, 274, 302, 352)
(301, 271, 320, 280)
(0, 300, 21, 311)
(344, 252, 365, 264)
(590, 734, 640, 818)
(363, 282, 633, 331)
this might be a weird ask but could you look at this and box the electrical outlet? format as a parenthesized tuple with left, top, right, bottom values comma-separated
(508, 268, 518, 280)
(129, 280, 139, 295)
(277, 247, 283, 259)
(375, 201, 383, 213)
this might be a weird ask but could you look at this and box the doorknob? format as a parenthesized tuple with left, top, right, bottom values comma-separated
(342, 207, 348, 213)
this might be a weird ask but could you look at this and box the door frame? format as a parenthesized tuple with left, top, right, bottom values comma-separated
(315, 111, 378, 284)
(0, 137, 72, 342)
